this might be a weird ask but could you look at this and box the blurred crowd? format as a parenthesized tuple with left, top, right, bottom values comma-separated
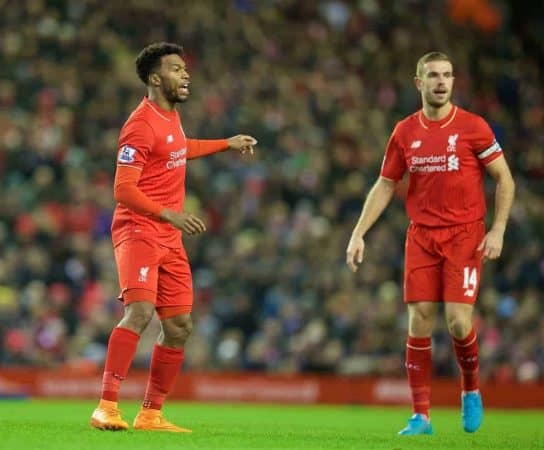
(0, 0, 543, 384)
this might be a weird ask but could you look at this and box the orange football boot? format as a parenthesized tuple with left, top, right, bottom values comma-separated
(133, 408, 192, 432)
(90, 399, 129, 431)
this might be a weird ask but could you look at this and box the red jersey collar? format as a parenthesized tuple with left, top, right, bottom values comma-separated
(143, 96, 178, 121)
(418, 104, 457, 129)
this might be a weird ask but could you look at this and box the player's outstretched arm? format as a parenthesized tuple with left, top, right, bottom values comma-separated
(227, 135, 258, 155)
(477, 155, 515, 261)
(186, 135, 257, 159)
(159, 209, 207, 235)
(346, 176, 397, 272)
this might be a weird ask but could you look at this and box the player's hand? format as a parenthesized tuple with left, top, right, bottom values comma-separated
(477, 228, 504, 262)
(227, 134, 258, 155)
(160, 209, 206, 235)
(346, 234, 365, 272)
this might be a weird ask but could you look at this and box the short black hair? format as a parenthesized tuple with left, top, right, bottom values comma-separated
(135, 42, 184, 85)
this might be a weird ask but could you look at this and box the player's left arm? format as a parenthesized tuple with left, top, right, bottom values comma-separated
(478, 155, 515, 261)
(186, 135, 257, 159)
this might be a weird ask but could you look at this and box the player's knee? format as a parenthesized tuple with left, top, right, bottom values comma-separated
(409, 320, 433, 336)
(163, 315, 193, 345)
(409, 308, 434, 335)
(447, 316, 471, 339)
(122, 303, 155, 333)
(176, 316, 193, 340)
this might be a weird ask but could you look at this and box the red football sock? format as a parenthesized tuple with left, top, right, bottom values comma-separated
(101, 327, 140, 402)
(405, 335, 432, 418)
(452, 328, 479, 392)
(142, 344, 184, 410)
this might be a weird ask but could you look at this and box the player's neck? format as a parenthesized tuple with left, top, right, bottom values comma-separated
(147, 91, 176, 112)
(422, 102, 452, 121)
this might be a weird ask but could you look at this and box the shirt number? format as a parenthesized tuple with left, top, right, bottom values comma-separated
(463, 267, 478, 297)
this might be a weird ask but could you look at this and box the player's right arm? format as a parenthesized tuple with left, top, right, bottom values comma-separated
(346, 177, 398, 272)
(114, 119, 206, 235)
(114, 168, 206, 234)
(114, 118, 164, 218)
(346, 126, 406, 272)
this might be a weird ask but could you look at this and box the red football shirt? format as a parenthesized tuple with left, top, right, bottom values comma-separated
(380, 105, 503, 226)
(111, 97, 227, 247)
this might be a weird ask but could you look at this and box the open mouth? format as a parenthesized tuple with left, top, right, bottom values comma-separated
(179, 81, 190, 95)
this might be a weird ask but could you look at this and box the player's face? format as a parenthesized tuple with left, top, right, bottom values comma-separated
(416, 60, 454, 108)
(157, 54, 190, 104)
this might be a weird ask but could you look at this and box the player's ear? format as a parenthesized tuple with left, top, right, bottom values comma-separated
(414, 76, 422, 91)
(149, 72, 161, 87)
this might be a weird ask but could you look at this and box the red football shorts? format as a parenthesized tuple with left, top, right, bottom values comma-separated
(114, 239, 193, 318)
(404, 220, 485, 304)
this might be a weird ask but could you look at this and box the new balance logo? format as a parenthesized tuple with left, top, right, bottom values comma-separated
(447, 154, 459, 171)
(461, 356, 478, 363)
(138, 266, 149, 282)
(410, 140, 422, 149)
(166, 134, 174, 144)
(447, 133, 458, 152)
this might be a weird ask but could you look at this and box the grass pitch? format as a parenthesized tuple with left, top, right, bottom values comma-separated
(0, 399, 542, 449)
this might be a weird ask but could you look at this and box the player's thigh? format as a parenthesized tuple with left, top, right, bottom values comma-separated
(156, 246, 193, 319)
(404, 225, 442, 302)
(114, 239, 163, 305)
(442, 221, 485, 303)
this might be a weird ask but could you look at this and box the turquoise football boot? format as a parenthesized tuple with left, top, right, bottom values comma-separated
(462, 391, 483, 432)
(398, 413, 433, 435)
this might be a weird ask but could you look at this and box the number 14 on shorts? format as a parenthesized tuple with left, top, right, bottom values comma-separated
(463, 267, 478, 297)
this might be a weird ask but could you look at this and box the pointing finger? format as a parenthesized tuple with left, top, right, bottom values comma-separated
(244, 136, 257, 145)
